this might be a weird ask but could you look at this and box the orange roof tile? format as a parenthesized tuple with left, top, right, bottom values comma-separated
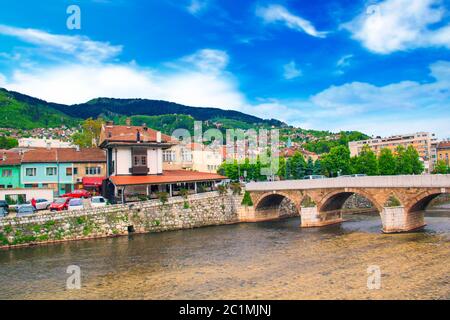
(0, 151, 21, 166)
(110, 170, 226, 186)
(21, 148, 105, 163)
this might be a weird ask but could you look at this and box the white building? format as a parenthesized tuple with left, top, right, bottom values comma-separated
(18, 138, 75, 149)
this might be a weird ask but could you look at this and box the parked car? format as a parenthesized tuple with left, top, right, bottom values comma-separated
(303, 175, 327, 180)
(61, 189, 91, 199)
(91, 196, 107, 207)
(0, 200, 9, 214)
(16, 204, 36, 217)
(68, 198, 84, 211)
(0, 207, 8, 218)
(352, 174, 367, 177)
(19, 199, 52, 211)
(49, 197, 71, 211)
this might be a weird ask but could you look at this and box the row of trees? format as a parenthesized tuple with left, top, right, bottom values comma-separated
(218, 144, 426, 181)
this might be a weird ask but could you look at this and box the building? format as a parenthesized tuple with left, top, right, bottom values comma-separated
(348, 132, 437, 173)
(280, 147, 319, 161)
(0, 150, 21, 189)
(99, 123, 226, 203)
(437, 141, 450, 165)
(163, 143, 223, 173)
(18, 137, 75, 149)
(20, 148, 106, 195)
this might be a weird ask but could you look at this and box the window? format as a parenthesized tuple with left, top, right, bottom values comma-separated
(66, 167, 73, 176)
(163, 150, 176, 162)
(0, 185, 4, 189)
(26, 168, 37, 176)
(133, 155, 147, 166)
(2, 169, 12, 177)
(181, 149, 192, 162)
(73, 167, 78, 175)
(46, 167, 57, 176)
(85, 167, 101, 175)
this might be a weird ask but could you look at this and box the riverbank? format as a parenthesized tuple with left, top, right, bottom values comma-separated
(0, 192, 241, 249)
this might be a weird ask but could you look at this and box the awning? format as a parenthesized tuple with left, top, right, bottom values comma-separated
(82, 177, 105, 187)
(110, 170, 226, 186)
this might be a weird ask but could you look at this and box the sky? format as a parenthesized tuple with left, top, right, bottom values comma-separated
(0, 0, 449, 137)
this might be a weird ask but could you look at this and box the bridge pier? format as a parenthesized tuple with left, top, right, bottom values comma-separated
(380, 207, 426, 233)
(300, 207, 343, 228)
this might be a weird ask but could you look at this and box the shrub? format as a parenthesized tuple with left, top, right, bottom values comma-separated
(385, 195, 401, 207)
(241, 191, 253, 206)
(230, 182, 242, 195)
(217, 185, 227, 195)
(301, 196, 316, 208)
(157, 192, 169, 205)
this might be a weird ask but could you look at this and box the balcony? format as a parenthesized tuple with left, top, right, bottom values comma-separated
(129, 166, 149, 175)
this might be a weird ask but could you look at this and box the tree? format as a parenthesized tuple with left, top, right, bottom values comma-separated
(405, 145, 424, 174)
(305, 157, 314, 176)
(313, 159, 322, 175)
(321, 146, 351, 177)
(290, 151, 306, 179)
(72, 117, 103, 148)
(378, 148, 396, 175)
(0, 136, 18, 149)
(433, 160, 449, 174)
(353, 145, 378, 175)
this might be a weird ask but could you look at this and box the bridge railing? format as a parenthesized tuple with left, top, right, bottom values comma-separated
(246, 174, 450, 191)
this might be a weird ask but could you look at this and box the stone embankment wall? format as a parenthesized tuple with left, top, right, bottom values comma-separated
(0, 192, 240, 249)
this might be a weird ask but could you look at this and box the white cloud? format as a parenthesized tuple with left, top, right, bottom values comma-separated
(186, 0, 209, 15)
(176, 49, 229, 74)
(256, 4, 327, 38)
(343, 0, 450, 54)
(283, 60, 302, 79)
(0, 24, 122, 63)
(336, 54, 353, 68)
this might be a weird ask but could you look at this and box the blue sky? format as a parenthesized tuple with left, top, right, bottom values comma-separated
(0, 0, 449, 137)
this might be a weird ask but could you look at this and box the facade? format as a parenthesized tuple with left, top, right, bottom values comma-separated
(348, 132, 437, 173)
(0, 151, 21, 189)
(163, 143, 223, 173)
(99, 123, 226, 203)
(437, 141, 450, 165)
(20, 148, 106, 195)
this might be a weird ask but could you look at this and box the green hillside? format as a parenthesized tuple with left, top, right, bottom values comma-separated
(0, 89, 80, 129)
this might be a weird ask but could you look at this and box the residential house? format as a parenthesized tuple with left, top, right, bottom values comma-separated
(437, 141, 450, 166)
(0, 150, 21, 189)
(20, 148, 106, 195)
(99, 123, 226, 203)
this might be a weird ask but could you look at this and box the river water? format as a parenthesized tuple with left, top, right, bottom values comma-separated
(0, 211, 449, 300)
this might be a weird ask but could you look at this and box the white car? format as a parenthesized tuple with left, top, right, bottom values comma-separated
(91, 196, 107, 207)
(20, 198, 51, 211)
(68, 198, 84, 211)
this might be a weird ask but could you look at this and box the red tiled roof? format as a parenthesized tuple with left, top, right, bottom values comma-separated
(0, 151, 21, 166)
(438, 142, 450, 150)
(110, 170, 226, 186)
(100, 125, 174, 145)
(21, 148, 105, 163)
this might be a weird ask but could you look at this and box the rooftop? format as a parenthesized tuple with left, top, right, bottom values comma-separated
(21, 148, 106, 163)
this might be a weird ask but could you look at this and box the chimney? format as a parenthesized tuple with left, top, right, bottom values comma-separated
(106, 120, 114, 126)
(76, 145, 80, 152)
(143, 123, 148, 131)
(2, 152, 6, 162)
(125, 117, 131, 127)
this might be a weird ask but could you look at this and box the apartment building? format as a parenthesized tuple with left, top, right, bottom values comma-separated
(348, 132, 437, 173)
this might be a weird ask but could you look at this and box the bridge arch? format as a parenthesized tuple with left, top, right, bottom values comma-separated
(406, 190, 448, 213)
(253, 192, 300, 221)
(318, 188, 383, 213)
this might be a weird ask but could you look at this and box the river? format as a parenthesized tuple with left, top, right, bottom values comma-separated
(0, 211, 448, 300)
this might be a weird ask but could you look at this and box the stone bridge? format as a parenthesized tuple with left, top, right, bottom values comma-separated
(245, 175, 450, 233)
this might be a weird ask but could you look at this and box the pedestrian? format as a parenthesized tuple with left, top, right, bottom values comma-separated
(31, 197, 37, 210)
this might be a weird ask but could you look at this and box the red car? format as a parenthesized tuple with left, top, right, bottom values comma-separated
(49, 197, 71, 211)
(61, 189, 91, 198)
